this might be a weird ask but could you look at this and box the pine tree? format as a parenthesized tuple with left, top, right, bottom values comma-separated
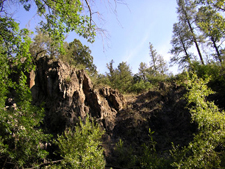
(170, 22, 193, 68)
(196, 5, 225, 63)
(177, 0, 205, 64)
(149, 42, 158, 73)
(149, 42, 168, 75)
(138, 62, 148, 81)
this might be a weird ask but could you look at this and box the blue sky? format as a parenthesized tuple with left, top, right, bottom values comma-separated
(10, 0, 179, 75)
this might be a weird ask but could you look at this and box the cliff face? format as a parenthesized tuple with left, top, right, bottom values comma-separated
(30, 57, 126, 134)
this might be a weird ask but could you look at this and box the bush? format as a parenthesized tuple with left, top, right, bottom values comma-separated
(129, 80, 153, 94)
(113, 139, 137, 168)
(139, 129, 171, 169)
(52, 116, 106, 169)
(189, 61, 225, 91)
(171, 72, 225, 168)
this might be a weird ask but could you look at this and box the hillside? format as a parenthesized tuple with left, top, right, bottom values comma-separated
(3, 57, 225, 168)
(29, 58, 197, 168)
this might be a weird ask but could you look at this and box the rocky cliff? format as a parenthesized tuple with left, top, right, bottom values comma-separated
(30, 57, 126, 134)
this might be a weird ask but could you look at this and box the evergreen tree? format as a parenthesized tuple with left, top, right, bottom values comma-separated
(106, 60, 117, 86)
(138, 62, 149, 81)
(177, 0, 205, 64)
(157, 54, 168, 74)
(149, 42, 168, 75)
(196, 0, 225, 12)
(149, 42, 158, 73)
(116, 62, 133, 92)
(170, 22, 193, 68)
(61, 39, 97, 77)
(196, 5, 225, 63)
(105, 61, 133, 93)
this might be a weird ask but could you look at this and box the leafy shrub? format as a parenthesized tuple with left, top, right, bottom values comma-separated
(146, 74, 168, 86)
(139, 129, 171, 169)
(189, 61, 225, 92)
(113, 139, 137, 168)
(130, 80, 153, 94)
(0, 75, 51, 168)
(171, 72, 225, 168)
(52, 116, 106, 169)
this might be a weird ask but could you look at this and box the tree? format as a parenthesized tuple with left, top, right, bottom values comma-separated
(105, 60, 133, 93)
(149, 42, 158, 73)
(106, 59, 117, 86)
(30, 28, 60, 60)
(177, 0, 205, 64)
(195, 0, 225, 12)
(116, 62, 133, 92)
(138, 62, 149, 81)
(1, 0, 97, 64)
(196, 5, 225, 63)
(0, 16, 51, 168)
(170, 22, 193, 68)
(157, 54, 168, 74)
(60, 39, 97, 77)
(149, 42, 168, 75)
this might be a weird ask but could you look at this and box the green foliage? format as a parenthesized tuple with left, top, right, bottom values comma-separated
(149, 43, 168, 75)
(0, 1, 103, 168)
(171, 72, 225, 168)
(172, 0, 225, 68)
(146, 74, 168, 86)
(60, 38, 97, 78)
(170, 22, 193, 68)
(0, 17, 51, 168)
(113, 139, 137, 168)
(23, 0, 95, 44)
(52, 116, 105, 169)
(177, 0, 205, 65)
(195, 0, 225, 11)
(139, 129, 171, 169)
(30, 28, 60, 59)
(190, 61, 221, 79)
(196, 5, 225, 63)
(129, 80, 153, 94)
(112, 130, 171, 169)
(105, 60, 133, 93)
(101, 59, 169, 94)
(189, 61, 225, 94)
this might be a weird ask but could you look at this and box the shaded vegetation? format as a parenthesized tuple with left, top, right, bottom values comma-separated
(1, 0, 225, 168)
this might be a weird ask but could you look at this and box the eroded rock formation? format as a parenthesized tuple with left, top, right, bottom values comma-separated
(30, 57, 126, 134)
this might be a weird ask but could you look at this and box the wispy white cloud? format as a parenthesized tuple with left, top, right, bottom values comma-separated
(122, 33, 150, 62)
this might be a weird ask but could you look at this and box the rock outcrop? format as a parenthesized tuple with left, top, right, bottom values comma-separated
(30, 57, 126, 134)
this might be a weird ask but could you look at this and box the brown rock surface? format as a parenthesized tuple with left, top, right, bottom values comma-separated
(31, 57, 126, 133)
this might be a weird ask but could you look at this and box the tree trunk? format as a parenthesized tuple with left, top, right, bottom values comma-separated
(186, 18, 204, 65)
(211, 37, 222, 63)
(180, 37, 191, 65)
(180, 1, 205, 65)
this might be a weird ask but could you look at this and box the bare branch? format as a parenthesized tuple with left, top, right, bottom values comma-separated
(84, 0, 92, 28)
